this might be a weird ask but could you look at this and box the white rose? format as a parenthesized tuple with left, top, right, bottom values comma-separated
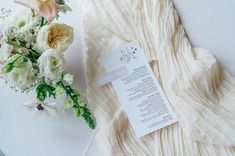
(0, 42, 13, 62)
(3, 55, 36, 89)
(38, 49, 65, 80)
(36, 23, 74, 53)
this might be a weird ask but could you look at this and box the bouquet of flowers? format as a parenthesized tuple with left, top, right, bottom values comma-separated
(0, 0, 94, 129)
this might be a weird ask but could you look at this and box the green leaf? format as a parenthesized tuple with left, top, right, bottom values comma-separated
(40, 17, 48, 27)
(3, 54, 28, 73)
(3, 64, 13, 73)
(36, 82, 56, 102)
(81, 108, 95, 129)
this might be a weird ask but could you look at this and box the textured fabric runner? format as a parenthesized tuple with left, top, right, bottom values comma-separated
(83, 0, 235, 155)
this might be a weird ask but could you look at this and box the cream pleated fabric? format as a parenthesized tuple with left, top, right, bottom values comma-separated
(83, 0, 235, 155)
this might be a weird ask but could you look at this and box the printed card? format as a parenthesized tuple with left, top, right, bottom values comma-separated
(100, 41, 178, 137)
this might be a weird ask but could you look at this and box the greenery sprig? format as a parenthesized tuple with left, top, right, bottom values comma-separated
(57, 80, 95, 129)
(36, 81, 56, 101)
(35, 76, 95, 129)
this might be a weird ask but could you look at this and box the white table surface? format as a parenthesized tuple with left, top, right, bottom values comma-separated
(0, 1, 234, 156)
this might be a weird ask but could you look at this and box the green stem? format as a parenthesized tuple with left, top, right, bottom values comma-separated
(3, 55, 24, 73)
(16, 52, 36, 61)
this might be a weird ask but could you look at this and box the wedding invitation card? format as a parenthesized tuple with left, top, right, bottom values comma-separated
(100, 41, 177, 137)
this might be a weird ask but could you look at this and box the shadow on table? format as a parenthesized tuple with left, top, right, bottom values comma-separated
(0, 150, 5, 156)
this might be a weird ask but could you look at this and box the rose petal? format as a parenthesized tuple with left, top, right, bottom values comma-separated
(23, 101, 37, 111)
(39, 1, 57, 22)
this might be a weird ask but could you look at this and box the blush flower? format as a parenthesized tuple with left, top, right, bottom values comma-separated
(14, 0, 57, 22)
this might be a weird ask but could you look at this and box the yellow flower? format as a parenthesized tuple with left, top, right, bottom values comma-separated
(14, 0, 57, 22)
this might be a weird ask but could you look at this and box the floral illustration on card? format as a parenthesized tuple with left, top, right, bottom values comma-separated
(120, 46, 138, 63)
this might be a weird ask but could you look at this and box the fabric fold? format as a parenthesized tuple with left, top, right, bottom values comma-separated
(83, 0, 235, 155)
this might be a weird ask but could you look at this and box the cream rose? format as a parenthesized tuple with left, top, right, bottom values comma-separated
(38, 49, 65, 80)
(36, 23, 74, 53)
(3, 54, 36, 89)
